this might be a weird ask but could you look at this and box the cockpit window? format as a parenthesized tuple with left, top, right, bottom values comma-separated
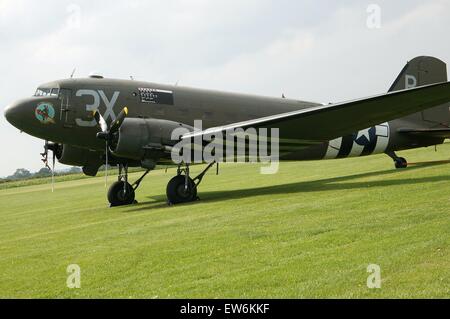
(34, 88, 59, 96)
(35, 88, 51, 96)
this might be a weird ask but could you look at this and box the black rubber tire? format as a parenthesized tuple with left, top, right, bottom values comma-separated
(166, 175, 197, 205)
(395, 157, 408, 169)
(107, 181, 135, 207)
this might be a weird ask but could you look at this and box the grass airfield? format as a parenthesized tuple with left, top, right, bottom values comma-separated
(0, 144, 449, 298)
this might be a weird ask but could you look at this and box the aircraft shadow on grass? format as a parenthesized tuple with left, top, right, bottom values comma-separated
(125, 160, 450, 212)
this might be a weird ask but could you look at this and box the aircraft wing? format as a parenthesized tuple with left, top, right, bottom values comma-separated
(182, 82, 450, 149)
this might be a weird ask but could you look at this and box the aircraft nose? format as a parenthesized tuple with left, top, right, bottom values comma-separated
(4, 103, 17, 124)
(4, 101, 25, 129)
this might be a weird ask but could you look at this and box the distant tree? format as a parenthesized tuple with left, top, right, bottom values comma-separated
(68, 166, 82, 174)
(35, 167, 52, 178)
(10, 168, 32, 180)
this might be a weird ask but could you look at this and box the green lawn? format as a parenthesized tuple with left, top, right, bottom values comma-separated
(0, 144, 449, 298)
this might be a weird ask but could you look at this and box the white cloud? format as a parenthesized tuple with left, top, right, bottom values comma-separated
(179, 0, 450, 102)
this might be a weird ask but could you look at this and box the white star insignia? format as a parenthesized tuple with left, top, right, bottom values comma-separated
(356, 129, 371, 142)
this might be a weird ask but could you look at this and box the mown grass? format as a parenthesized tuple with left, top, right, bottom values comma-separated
(0, 144, 449, 298)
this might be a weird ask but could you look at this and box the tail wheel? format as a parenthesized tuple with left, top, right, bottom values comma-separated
(166, 175, 197, 205)
(395, 157, 408, 169)
(108, 181, 135, 207)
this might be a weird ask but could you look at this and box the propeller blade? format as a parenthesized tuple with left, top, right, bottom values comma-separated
(105, 143, 108, 188)
(93, 110, 108, 133)
(93, 107, 128, 189)
(51, 150, 56, 193)
(41, 141, 61, 193)
(109, 107, 128, 135)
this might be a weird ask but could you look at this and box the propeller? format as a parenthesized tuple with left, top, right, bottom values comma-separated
(41, 141, 59, 192)
(94, 107, 128, 141)
(93, 107, 128, 187)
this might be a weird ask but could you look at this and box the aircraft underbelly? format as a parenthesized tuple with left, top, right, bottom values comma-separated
(283, 122, 391, 161)
(323, 122, 390, 159)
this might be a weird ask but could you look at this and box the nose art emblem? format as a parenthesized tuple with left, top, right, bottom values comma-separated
(35, 103, 56, 124)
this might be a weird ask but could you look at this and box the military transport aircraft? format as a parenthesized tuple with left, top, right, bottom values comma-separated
(4, 56, 450, 206)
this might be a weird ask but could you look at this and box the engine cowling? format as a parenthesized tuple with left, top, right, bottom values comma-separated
(57, 144, 104, 176)
(110, 118, 193, 162)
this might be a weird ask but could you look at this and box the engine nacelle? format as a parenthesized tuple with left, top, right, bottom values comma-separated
(111, 118, 193, 162)
(57, 144, 104, 176)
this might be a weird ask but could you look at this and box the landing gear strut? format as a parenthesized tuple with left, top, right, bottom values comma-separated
(386, 151, 408, 169)
(107, 161, 216, 206)
(166, 162, 216, 205)
(107, 165, 151, 207)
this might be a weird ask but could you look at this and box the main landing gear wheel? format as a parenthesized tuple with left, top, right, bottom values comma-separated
(108, 181, 135, 207)
(166, 162, 217, 205)
(166, 175, 198, 205)
(395, 157, 408, 169)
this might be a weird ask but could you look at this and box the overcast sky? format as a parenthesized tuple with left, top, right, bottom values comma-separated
(1, 0, 449, 177)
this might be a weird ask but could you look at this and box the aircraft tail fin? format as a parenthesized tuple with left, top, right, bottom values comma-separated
(389, 56, 449, 127)
(389, 56, 447, 92)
